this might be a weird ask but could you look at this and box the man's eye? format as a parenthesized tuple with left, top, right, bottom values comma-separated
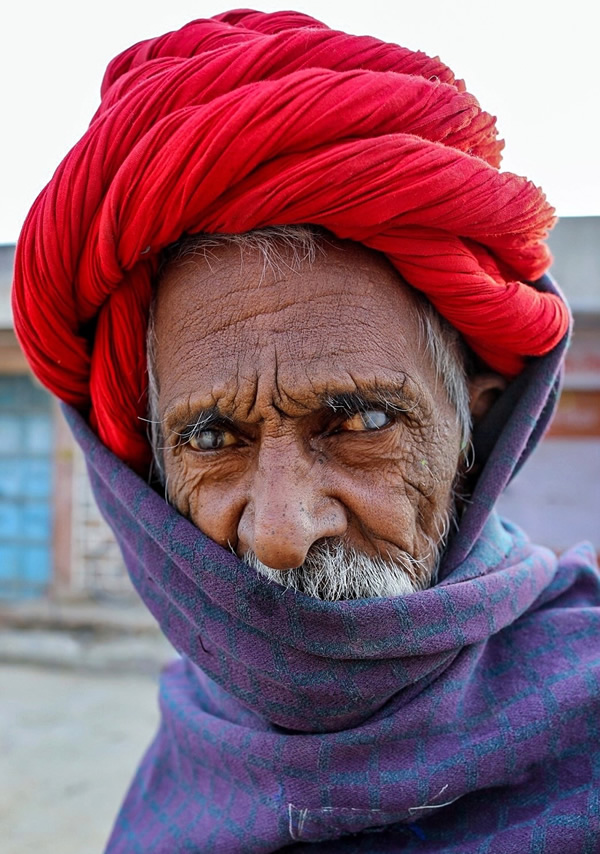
(340, 409, 391, 432)
(188, 428, 237, 451)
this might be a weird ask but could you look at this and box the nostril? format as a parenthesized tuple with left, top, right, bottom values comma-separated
(251, 545, 307, 572)
(238, 478, 347, 572)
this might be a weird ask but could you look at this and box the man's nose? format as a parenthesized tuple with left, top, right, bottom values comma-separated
(237, 447, 347, 570)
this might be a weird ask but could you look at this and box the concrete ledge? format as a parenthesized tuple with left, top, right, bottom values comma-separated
(0, 599, 160, 635)
(0, 628, 174, 675)
(0, 599, 174, 675)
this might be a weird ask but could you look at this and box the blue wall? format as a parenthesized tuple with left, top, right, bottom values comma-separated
(0, 376, 53, 598)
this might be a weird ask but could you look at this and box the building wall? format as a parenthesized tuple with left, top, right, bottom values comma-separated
(0, 318, 135, 602)
(0, 374, 54, 598)
(497, 315, 600, 553)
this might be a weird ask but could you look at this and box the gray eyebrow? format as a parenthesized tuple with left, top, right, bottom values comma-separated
(323, 385, 415, 415)
(168, 407, 231, 442)
(165, 381, 417, 443)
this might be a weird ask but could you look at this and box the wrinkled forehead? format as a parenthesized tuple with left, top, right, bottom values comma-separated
(153, 235, 424, 352)
(151, 234, 452, 426)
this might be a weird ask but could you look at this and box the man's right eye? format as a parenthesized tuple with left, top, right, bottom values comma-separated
(188, 428, 237, 451)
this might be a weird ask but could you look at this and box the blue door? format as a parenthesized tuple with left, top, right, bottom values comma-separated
(0, 376, 54, 598)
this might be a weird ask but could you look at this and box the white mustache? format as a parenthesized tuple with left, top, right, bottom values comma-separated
(243, 537, 440, 601)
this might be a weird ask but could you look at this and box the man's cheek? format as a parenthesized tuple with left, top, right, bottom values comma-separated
(390, 444, 458, 544)
(183, 471, 249, 548)
(371, 445, 440, 510)
(163, 455, 207, 520)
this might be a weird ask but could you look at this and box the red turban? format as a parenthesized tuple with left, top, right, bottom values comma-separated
(12, 9, 569, 474)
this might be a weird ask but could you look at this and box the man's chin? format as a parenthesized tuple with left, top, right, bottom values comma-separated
(242, 539, 438, 601)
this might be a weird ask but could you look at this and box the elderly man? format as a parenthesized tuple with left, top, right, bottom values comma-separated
(12, 9, 599, 854)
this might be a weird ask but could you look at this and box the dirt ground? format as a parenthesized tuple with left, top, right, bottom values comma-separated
(1, 664, 160, 854)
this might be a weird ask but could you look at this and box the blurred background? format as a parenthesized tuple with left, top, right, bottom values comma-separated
(1, 1, 599, 852)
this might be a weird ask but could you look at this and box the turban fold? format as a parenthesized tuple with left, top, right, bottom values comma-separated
(12, 9, 570, 474)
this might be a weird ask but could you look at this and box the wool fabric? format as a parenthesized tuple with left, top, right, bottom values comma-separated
(61, 274, 599, 853)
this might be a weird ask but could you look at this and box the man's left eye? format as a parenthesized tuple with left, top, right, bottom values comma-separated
(340, 409, 391, 432)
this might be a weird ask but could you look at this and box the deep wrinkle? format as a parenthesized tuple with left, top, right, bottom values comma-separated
(152, 236, 470, 576)
(163, 382, 422, 451)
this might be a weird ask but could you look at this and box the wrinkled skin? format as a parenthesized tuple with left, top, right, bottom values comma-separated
(153, 238, 490, 576)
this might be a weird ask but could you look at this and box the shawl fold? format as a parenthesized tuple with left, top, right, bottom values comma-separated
(64, 405, 600, 853)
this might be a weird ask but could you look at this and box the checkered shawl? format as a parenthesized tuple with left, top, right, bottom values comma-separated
(66, 278, 600, 852)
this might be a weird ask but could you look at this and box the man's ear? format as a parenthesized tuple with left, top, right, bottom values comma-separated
(468, 373, 507, 423)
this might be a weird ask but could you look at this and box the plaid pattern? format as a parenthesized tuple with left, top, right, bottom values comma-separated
(65, 277, 600, 853)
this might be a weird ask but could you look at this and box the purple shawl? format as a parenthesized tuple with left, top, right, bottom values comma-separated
(66, 275, 600, 852)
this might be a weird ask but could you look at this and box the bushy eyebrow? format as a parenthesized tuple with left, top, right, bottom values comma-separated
(165, 381, 417, 440)
(323, 385, 416, 416)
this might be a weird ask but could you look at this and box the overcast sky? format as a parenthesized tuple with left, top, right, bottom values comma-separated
(2, 0, 598, 244)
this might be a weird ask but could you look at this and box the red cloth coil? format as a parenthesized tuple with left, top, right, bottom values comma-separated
(12, 9, 570, 474)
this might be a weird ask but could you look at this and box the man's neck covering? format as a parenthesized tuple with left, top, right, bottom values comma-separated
(12, 9, 569, 474)
(63, 308, 599, 851)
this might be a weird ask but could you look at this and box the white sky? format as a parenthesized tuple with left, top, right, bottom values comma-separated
(2, 0, 598, 244)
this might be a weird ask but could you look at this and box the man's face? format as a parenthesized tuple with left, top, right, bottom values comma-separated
(152, 237, 463, 593)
